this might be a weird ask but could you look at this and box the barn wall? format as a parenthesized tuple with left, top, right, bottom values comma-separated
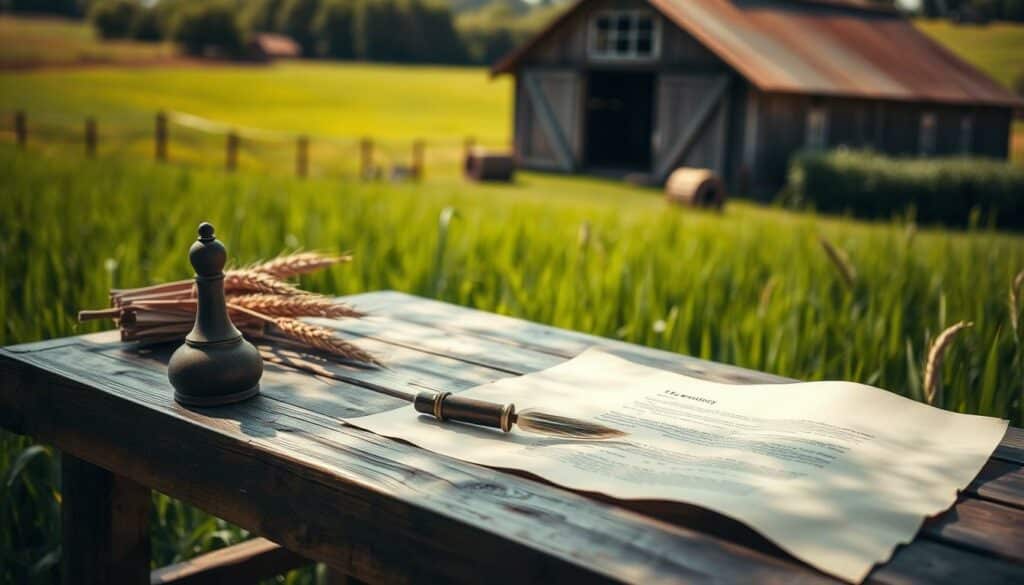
(514, 68, 584, 171)
(974, 107, 1012, 158)
(748, 92, 1015, 197)
(522, 0, 723, 70)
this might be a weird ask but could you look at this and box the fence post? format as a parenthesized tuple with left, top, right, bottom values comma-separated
(226, 131, 239, 172)
(14, 111, 27, 148)
(296, 135, 309, 178)
(409, 140, 421, 181)
(360, 138, 373, 180)
(155, 112, 167, 162)
(85, 117, 97, 158)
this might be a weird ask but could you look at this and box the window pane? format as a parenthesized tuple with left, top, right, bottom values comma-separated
(596, 16, 610, 30)
(616, 15, 631, 32)
(595, 30, 609, 52)
(616, 37, 630, 52)
(637, 17, 653, 31)
(637, 37, 652, 54)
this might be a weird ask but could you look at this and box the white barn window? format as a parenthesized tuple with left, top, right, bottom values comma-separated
(589, 11, 660, 61)
(919, 112, 937, 155)
(959, 114, 974, 154)
(805, 106, 828, 150)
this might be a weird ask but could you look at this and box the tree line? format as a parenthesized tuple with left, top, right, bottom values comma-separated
(1, 0, 550, 65)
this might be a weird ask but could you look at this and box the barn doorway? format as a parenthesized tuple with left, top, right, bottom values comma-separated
(585, 71, 654, 170)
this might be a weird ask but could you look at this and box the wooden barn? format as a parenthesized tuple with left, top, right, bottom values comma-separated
(491, 0, 1023, 196)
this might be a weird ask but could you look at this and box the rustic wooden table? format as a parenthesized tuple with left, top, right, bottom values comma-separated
(1, 291, 1022, 584)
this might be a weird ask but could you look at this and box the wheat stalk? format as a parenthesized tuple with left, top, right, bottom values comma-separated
(228, 294, 363, 318)
(923, 321, 973, 407)
(249, 252, 352, 279)
(228, 303, 379, 366)
(1010, 270, 1024, 336)
(268, 317, 380, 366)
(819, 236, 857, 289)
(224, 270, 304, 295)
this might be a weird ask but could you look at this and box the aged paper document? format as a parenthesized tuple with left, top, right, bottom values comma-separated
(349, 349, 1007, 582)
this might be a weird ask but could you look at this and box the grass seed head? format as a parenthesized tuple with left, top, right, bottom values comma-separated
(818, 236, 857, 290)
(923, 321, 973, 407)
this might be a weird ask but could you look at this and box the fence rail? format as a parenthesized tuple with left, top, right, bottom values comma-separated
(1, 109, 506, 181)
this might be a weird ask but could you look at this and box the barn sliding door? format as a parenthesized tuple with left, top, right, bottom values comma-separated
(653, 74, 731, 181)
(516, 69, 582, 172)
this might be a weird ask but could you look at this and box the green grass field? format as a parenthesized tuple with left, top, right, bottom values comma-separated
(2, 13, 1024, 585)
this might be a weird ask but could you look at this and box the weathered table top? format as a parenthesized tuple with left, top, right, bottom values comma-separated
(1, 290, 1022, 584)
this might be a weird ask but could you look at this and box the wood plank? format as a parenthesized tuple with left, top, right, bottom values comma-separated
(341, 291, 788, 384)
(922, 498, 1024, 564)
(150, 538, 310, 585)
(0, 338, 838, 585)
(867, 539, 1024, 585)
(967, 458, 1024, 510)
(995, 427, 1024, 465)
(61, 453, 151, 585)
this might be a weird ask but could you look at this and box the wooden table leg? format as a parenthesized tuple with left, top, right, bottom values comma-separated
(61, 453, 151, 585)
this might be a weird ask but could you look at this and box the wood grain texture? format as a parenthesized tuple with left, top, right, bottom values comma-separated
(150, 537, 310, 585)
(3, 290, 1023, 584)
(922, 499, 1024, 564)
(968, 459, 1024, 510)
(0, 335, 837, 585)
(61, 453, 151, 585)
(338, 291, 1023, 460)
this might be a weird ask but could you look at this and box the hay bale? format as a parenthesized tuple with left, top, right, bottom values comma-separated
(665, 168, 727, 209)
(465, 148, 515, 182)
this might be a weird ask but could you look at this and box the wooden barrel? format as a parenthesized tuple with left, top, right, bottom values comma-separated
(664, 168, 727, 209)
(464, 148, 515, 182)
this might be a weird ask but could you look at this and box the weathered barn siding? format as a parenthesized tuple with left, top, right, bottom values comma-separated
(501, 0, 1020, 198)
(514, 0, 735, 176)
(745, 93, 1014, 196)
(515, 71, 584, 170)
(520, 0, 722, 69)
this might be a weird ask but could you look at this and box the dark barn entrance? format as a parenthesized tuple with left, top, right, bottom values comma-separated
(585, 71, 654, 170)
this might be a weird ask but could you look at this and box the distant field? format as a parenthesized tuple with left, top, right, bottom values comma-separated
(0, 14, 176, 68)
(915, 18, 1024, 89)
(0, 14, 1020, 167)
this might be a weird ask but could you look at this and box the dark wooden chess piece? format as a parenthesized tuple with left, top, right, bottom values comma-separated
(168, 222, 262, 406)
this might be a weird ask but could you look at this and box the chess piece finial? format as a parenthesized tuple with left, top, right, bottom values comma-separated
(168, 222, 262, 406)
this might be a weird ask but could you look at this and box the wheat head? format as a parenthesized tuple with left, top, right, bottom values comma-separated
(818, 236, 857, 289)
(228, 294, 363, 318)
(1010, 270, 1024, 335)
(923, 321, 973, 407)
(272, 318, 379, 365)
(224, 270, 303, 296)
(250, 252, 351, 279)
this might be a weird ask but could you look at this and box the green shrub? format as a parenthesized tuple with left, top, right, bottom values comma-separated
(785, 150, 1024, 229)
(170, 1, 245, 57)
(130, 6, 165, 42)
(314, 0, 356, 59)
(89, 0, 142, 39)
(275, 0, 321, 56)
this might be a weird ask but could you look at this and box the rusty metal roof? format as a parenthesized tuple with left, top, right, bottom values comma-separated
(493, 0, 1023, 108)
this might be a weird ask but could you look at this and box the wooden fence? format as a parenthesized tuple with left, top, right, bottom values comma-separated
(4, 109, 493, 181)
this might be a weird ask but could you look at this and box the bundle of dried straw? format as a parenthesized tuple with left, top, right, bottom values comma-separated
(78, 252, 379, 366)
